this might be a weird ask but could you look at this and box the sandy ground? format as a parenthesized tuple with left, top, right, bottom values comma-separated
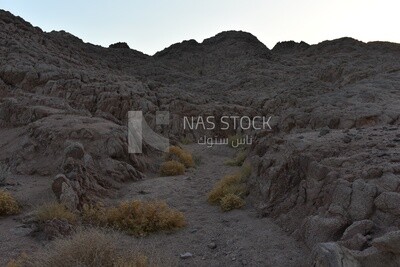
(0, 144, 309, 266)
(116, 144, 309, 266)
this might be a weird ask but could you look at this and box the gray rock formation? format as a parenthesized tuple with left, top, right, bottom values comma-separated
(0, 8, 400, 264)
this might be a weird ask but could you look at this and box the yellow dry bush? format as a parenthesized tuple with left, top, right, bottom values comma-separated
(36, 202, 77, 224)
(207, 174, 247, 204)
(82, 204, 107, 226)
(0, 190, 20, 216)
(23, 228, 172, 267)
(83, 200, 186, 236)
(207, 165, 252, 211)
(166, 146, 194, 168)
(220, 194, 245, 211)
(160, 160, 185, 176)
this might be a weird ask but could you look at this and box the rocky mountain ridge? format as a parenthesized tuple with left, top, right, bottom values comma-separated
(1, 9, 400, 266)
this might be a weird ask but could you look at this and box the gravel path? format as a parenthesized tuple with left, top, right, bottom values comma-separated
(118, 144, 309, 266)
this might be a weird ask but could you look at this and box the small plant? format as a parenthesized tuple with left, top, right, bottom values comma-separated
(36, 202, 77, 224)
(225, 151, 247, 166)
(165, 146, 194, 168)
(207, 165, 252, 211)
(220, 194, 245, 211)
(0, 190, 20, 216)
(160, 160, 185, 176)
(22, 228, 172, 267)
(207, 173, 247, 204)
(83, 200, 186, 236)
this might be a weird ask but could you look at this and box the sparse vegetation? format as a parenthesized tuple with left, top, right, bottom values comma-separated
(83, 200, 186, 236)
(160, 160, 185, 176)
(165, 146, 194, 168)
(36, 202, 77, 224)
(220, 194, 245, 211)
(225, 150, 247, 166)
(17, 228, 172, 267)
(208, 165, 251, 211)
(207, 173, 247, 204)
(0, 190, 20, 216)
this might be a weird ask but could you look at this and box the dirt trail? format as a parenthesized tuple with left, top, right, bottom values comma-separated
(118, 144, 309, 266)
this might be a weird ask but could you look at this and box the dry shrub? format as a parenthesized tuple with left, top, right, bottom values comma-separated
(0, 190, 20, 216)
(22, 228, 173, 267)
(160, 160, 185, 176)
(166, 146, 194, 168)
(36, 202, 77, 224)
(208, 165, 252, 211)
(225, 150, 247, 166)
(83, 200, 186, 236)
(82, 204, 107, 226)
(220, 194, 245, 211)
(207, 174, 247, 204)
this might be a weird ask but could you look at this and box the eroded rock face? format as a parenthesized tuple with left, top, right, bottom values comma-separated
(248, 126, 400, 263)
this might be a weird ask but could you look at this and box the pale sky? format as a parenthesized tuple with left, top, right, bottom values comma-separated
(1, 0, 399, 55)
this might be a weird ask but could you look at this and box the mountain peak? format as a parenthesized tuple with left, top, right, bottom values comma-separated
(155, 30, 271, 59)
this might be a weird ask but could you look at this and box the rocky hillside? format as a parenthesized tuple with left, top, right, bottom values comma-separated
(1, 9, 400, 266)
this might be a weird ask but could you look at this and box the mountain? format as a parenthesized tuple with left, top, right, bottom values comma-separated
(1, 9, 400, 266)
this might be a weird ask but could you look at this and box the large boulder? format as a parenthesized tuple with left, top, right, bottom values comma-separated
(52, 174, 79, 211)
(303, 215, 349, 248)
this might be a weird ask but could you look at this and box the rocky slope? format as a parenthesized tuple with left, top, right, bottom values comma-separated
(1, 9, 400, 266)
